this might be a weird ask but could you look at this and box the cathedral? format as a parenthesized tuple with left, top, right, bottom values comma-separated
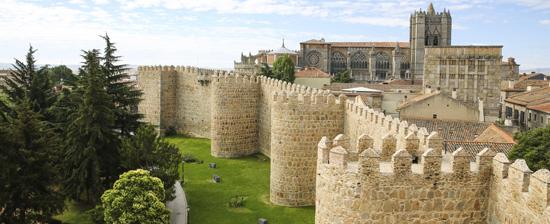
(299, 3, 451, 81)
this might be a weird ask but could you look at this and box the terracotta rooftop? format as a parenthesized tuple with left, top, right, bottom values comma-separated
(397, 92, 440, 110)
(302, 39, 409, 48)
(512, 80, 549, 90)
(405, 119, 491, 142)
(295, 67, 331, 78)
(504, 87, 550, 106)
(473, 124, 515, 144)
(445, 141, 515, 161)
(527, 102, 550, 113)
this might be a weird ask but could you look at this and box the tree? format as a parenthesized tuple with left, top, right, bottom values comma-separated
(0, 100, 64, 223)
(259, 63, 274, 78)
(120, 124, 182, 200)
(272, 54, 295, 83)
(509, 125, 550, 171)
(62, 50, 118, 203)
(101, 169, 170, 224)
(101, 34, 143, 137)
(47, 65, 76, 86)
(0, 46, 55, 119)
(332, 69, 353, 83)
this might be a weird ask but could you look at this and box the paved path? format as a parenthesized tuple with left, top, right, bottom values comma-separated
(167, 181, 188, 224)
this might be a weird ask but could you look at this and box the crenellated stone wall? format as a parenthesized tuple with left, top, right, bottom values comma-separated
(315, 134, 550, 224)
(211, 74, 260, 157)
(487, 154, 550, 224)
(137, 65, 548, 222)
(270, 90, 345, 206)
(317, 134, 493, 223)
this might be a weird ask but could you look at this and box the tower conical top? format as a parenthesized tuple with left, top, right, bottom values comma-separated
(282, 38, 285, 48)
(427, 2, 435, 14)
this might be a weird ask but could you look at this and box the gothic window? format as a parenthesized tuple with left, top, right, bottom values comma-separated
(433, 36, 439, 46)
(351, 51, 368, 69)
(331, 51, 347, 69)
(375, 52, 390, 70)
(306, 51, 322, 67)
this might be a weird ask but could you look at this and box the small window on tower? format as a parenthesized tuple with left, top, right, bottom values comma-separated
(433, 36, 439, 46)
(433, 114, 438, 119)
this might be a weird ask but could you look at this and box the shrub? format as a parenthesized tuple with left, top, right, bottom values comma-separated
(182, 153, 199, 163)
(228, 195, 247, 208)
(164, 126, 177, 136)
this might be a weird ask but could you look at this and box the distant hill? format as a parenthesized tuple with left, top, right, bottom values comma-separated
(520, 68, 550, 75)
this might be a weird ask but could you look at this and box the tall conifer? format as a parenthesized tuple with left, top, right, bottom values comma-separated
(101, 34, 143, 137)
(62, 50, 117, 203)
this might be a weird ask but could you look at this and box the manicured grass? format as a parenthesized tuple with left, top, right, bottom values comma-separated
(165, 136, 315, 224)
(53, 201, 93, 224)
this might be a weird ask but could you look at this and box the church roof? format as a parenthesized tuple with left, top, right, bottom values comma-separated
(302, 40, 410, 48)
(269, 39, 297, 55)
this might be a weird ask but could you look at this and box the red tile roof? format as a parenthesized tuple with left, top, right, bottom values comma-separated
(295, 67, 331, 78)
(504, 87, 550, 106)
(445, 141, 515, 161)
(528, 102, 550, 113)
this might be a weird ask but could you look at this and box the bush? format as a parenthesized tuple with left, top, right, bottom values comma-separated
(86, 205, 105, 224)
(164, 126, 177, 136)
(228, 195, 247, 208)
(182, 153, 199, 163)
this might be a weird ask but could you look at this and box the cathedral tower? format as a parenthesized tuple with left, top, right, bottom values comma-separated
(410, 3, 452, 79)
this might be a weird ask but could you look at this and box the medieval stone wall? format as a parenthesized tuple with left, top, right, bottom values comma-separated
(211, 74, 260, 157)
(175, 67, 212, 137)
(316, 135, 494, 224)
(270, 89, 345, 206)
(487, 154, 550, 224)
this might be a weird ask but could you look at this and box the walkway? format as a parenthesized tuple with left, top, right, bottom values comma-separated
(167, 181, 188, 224)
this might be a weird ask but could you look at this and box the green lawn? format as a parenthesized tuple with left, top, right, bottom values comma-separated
(53, 201, 93, 224)
(165, 136, 315, 224)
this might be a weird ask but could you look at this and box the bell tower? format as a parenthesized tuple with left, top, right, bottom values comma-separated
(410, 3, 452, 79)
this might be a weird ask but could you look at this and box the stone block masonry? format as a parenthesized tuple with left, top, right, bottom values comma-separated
(137, 65, 549, 223)
(211, 74, 260, 158)
(270, 91, 345, 206)
(316, 134, 550, 224)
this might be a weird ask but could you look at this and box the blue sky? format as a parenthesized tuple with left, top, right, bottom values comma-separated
(0, 0, 549, 69)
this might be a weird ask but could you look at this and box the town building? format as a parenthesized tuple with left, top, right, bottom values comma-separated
(294, 67, 331, 89)
(503, 86, 550, 130)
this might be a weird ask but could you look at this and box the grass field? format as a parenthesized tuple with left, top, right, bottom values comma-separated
(165, 136, 315, 224)
(53, 201, 93, 224)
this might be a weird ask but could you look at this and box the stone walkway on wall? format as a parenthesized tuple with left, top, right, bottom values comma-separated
(167, 181, 188, 224)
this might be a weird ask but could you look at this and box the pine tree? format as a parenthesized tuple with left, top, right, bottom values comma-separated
(0, 46, 55, 119)
(100, 34, 143, 137)
(62, 50, 117, 203)
(0, 100, 64, 223)
(120, 125, 182, 200)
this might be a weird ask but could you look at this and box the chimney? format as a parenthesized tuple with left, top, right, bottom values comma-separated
(508, 80, 515, 89)
(478, 98, 485, 122)
(527, 86, 533, 92)
(451, 88, 457, 99)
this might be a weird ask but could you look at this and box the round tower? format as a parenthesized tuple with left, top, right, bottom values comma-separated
(211, 74, 260, 158)
(270, 92, 345, 206)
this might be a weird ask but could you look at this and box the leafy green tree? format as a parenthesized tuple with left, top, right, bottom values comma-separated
(101, 34, 143, 137)
(332, 69, 353, 83)
(47, 65, 76, 86)
(509, 125, 550, 171)
(62, 50, 118, 203)
(101, 169, 170, 224)
(0, 46, 55, 119)
(272, 54, 295, 83)
(0, 100, 64, 223)
(120, 124, 182, 200)
(259, 63, 274, 78)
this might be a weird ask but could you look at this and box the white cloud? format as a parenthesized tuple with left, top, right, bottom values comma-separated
(540, 19, 550, 25)
(515, 0, 550, 10)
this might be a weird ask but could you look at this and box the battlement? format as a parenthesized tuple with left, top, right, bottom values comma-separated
(137, 65, 232, 76)
(488, 154, 550, 222)
(318, 134, 494, 178)
(211, 73, 260, 84)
